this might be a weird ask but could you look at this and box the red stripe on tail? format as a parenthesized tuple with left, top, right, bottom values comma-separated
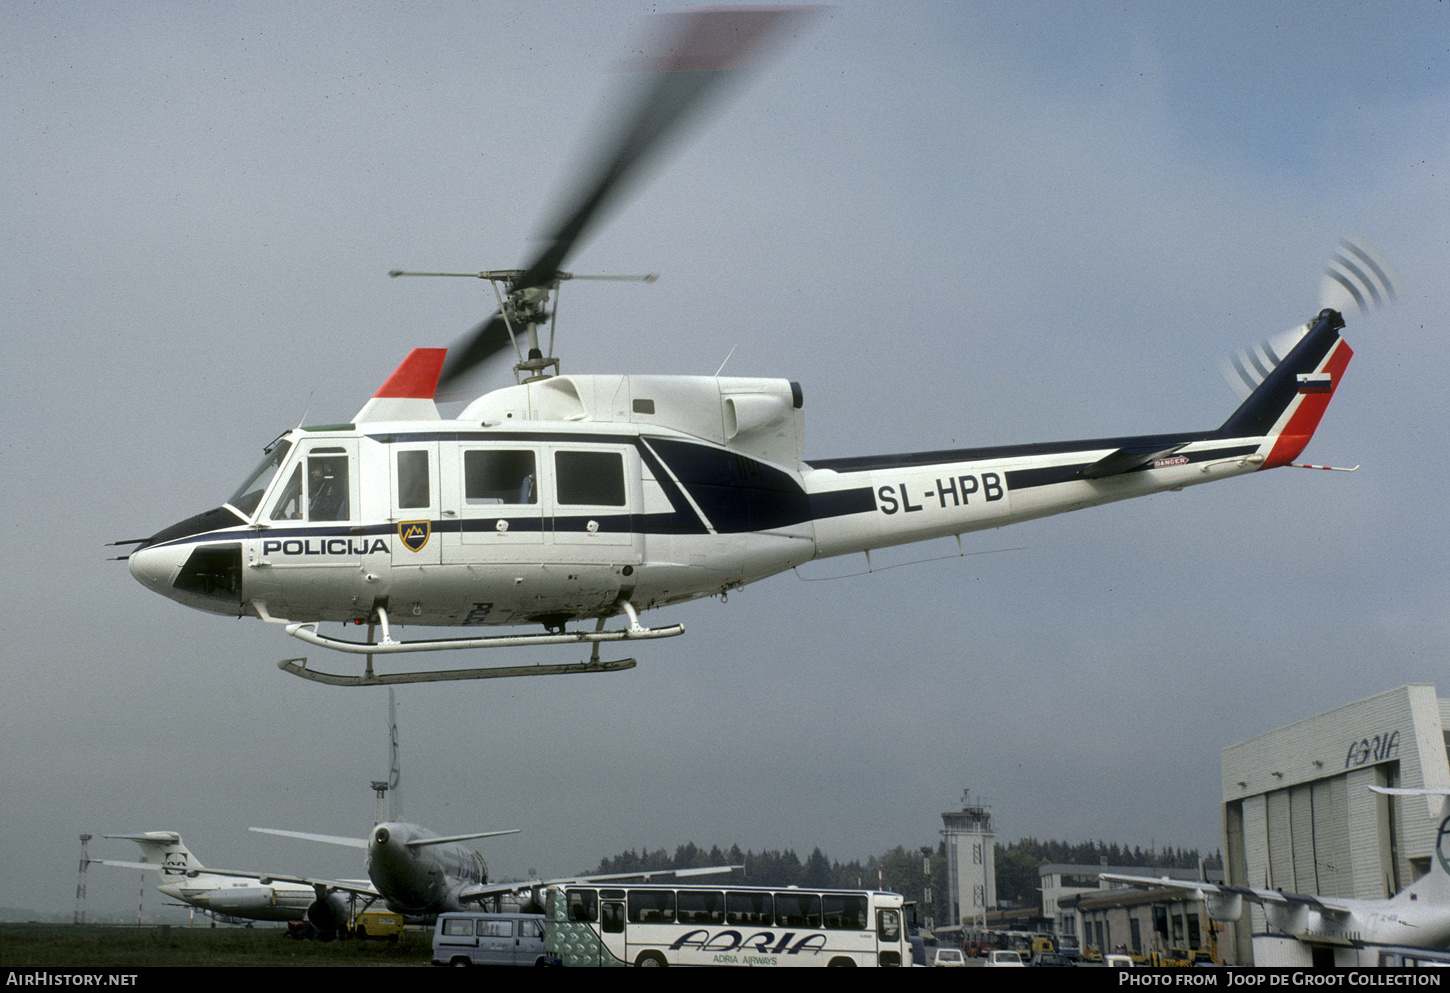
(1261, 339, 1354, 469)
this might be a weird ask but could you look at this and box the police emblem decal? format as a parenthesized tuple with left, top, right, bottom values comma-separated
(398, 521, 431, 552)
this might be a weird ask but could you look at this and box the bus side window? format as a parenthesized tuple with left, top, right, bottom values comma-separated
(775, 892, 820, 929)
(727, 890, 773, 927)
(628, 889, 675, 924)
(824, 894, 868, 930)
(677, 890, 725, 925)
(567, 889, 597, 923)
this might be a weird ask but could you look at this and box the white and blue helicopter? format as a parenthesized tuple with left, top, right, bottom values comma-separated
(116, 9, 1394, 686)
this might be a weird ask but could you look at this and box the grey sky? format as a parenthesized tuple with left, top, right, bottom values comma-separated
(3, 1, 1447, 920)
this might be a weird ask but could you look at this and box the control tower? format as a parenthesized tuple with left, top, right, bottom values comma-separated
(941, 792, 995, 927)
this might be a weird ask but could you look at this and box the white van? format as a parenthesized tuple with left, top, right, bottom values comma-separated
(433, 912, 547, 967)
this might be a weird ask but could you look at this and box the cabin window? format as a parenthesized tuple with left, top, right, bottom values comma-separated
(441, 918, 473, 937)
(554, 450, 625, 506)
(396, 450, 430, 509)
(464, 450, 537, 505)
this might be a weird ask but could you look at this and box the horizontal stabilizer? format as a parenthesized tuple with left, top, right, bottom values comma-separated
(406, 829, 520, 849)
(249, 827, 368, 849)
(1079, 444, 1188, 480)
(90, 858, 162, 873)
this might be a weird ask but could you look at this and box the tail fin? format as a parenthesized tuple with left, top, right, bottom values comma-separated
(1369, 787, 1450, 904)
(1214, 308, 1352, 469)
(104, 831, 204, 876)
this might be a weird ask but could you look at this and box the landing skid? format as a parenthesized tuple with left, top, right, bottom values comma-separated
(276, 602, 681, 686)
(278, 655, 637, 686)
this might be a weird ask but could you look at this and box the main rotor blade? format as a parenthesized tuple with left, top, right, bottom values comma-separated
(514, 7, 809, 293)
(436, 7, 813, 393)
(437, 311, 514, 394)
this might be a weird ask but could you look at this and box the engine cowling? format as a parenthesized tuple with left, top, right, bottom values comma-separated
(306, 891, 352, 935)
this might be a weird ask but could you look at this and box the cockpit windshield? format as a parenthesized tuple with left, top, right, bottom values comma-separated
(227, 437, 293, 518)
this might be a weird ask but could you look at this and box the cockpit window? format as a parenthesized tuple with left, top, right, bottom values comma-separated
(266, 449, 351, 522)
(269, 465, 304, 521)
(307, 453, 349, 521)
(228, 439, 293, 517)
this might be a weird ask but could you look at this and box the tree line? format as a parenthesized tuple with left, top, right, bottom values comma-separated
(591, 838, 1222, 919)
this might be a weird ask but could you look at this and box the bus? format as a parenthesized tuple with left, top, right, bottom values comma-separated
(544, 883, 909, 967)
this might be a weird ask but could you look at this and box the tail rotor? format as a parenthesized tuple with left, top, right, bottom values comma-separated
(1222, 238, 1396, 400)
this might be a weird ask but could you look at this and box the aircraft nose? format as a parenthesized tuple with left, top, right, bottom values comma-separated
(124, 507, 248, 613)
(128, 541, 186, 596)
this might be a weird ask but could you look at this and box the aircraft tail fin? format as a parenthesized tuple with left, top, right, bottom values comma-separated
(1213, 308, 1352, 469)
(1370, 787, 1450, 904)
(1214, 240, 1395, 470)
(104, 832, 204, 875)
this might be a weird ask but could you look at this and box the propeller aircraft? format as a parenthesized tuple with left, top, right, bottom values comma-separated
(1101, 788, 1450, 966)
(116, 8, 1395, 686)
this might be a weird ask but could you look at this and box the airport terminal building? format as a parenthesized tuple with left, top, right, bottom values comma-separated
(1219, 683, 1450, 964)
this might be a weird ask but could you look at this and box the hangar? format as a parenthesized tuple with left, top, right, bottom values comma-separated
(1218, 683, 1450, 963)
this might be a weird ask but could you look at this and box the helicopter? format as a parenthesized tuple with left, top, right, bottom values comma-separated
(116, 9, 1395, 686)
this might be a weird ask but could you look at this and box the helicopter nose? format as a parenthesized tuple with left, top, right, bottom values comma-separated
(124, 506, 248, 612)
(128, 541, 186, 597)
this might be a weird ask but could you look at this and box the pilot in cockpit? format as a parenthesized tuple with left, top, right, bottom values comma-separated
(308, 462, 346, 521)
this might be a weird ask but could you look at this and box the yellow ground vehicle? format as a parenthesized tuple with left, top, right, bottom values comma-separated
(353, 908, 405, 941)
(1149, 947, 1212, 967)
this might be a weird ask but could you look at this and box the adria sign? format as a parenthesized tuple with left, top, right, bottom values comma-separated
(1344, 730, 1399, 769)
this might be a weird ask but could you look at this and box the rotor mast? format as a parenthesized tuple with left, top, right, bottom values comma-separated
(388, 269, 655, 383)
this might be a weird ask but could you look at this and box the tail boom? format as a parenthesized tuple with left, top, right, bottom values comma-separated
(801, 310, 1355, 560)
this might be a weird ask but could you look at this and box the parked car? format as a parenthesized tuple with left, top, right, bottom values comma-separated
(985, 949, 1026, 967)
(1030, 952, 1077, 967)
(933, 948, 967, 967)
(1103, 953, 1135, 968)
